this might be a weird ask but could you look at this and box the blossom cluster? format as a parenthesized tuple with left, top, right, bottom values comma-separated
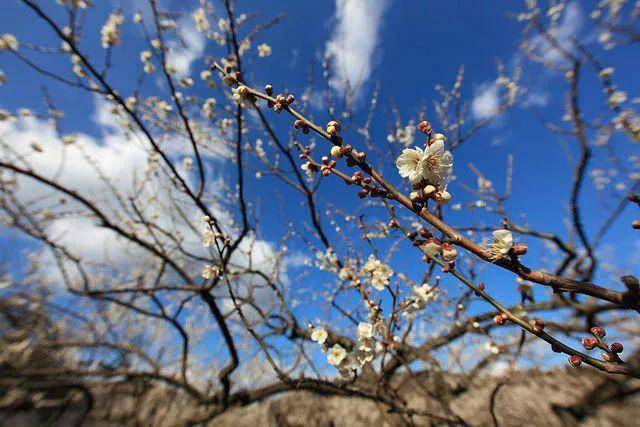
(395, 122, 453, 204)
(101, 12, 124, 49)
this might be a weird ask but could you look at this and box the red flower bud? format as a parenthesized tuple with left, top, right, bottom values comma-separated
(582, 337, 598, 350)
(568, 355, 582, 367)
(610, 342, 624, 353)
(418, 120, 432, 134)
(512, 244, 528, 256)
(590, 326, 606, 338)
(478, 282, 486, 291)
(493, 314, 506, 325)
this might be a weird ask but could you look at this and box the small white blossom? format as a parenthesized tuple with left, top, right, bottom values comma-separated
(311, 327, 328, 345)
(357, 322, 374, 340)
(327, 344, 347, 366)
(192, 8, 210, 32)
(257, 43, 272, 57)
(487, 229, 513, 261)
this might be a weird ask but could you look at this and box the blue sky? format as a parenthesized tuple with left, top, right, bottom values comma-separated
(1, 0, 639, 372)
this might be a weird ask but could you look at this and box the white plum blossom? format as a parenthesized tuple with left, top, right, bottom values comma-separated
(0, 34, 19, 51)
(101, 12, 124, 48)
(257, 43, 272, 57)
(192, 8, 210, 33)
(311, 327, 328, 345)
(487, 229, 514, 261)
(327, 344, 347, 366)
(396, 140, 453, 188)
(201, 264, 220, 280)
(395, 146, 426, 185)
(361, 255, 393, 291)
(608, 91, 627, 107)
(421, 140, 453, 187)
(357, 322, 374, 340)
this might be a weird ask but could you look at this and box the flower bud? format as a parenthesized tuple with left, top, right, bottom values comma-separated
(568, 355, 582, 367)
(434, 190, 451, 205)
(441, 243, 457, 262)
(330, 146, 343, 158)
(326, 124, 338, 136)
(627, 194, 639, 203)
(632, 220, 640, 230)
(610, 342, 624, 353)
(285, 94, 295, 104)
(590, 326, 606, 338)
(512, 244, 528, 256)
(358, 189, 368, 199)
(533, 319, 545, 333)
(419, 228, 432, 239)
(418, 120, 431, 134)
(422, 185, 436, 198)
(493, 314, 506, 325)
(602, 352, 618, 362)
(582, 337, 598, 350)
(294, 119, 304, 128)
(422, 238, 441, 257)
(410, 191, 423, 202)
(264, 84, 273, 95)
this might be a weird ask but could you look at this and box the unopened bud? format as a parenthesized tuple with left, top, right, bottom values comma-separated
(533, 319, 546, 333)
(434, 190, 451, 205)
(285, 94, 295, 104)
(264, 84, 273, 95)
(418, 120, 431, 134)
(512, 244, 528, 256)
(410, 191, 423, 202)
(422, 185, 436, 198)
(493, 314, 506, 325)
(568, 355, 582, 367)
(441, 243, 458, 262)
(610, 342, 624, 353)
(330, 146, 343, 158)
(582, 337, 598, 350)
(326, 124, 338, 136)
(591, 326, 606, 338)
(632, 220, 640, 229)
(294, 119, 304, 129)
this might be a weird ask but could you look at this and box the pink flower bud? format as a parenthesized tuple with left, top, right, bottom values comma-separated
(512, 244, 528, 256)
(590, 326, 606, 338)
(418, 120, 431, 134)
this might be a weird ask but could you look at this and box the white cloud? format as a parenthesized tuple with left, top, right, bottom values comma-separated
(325, 0, 388, 94)
(166, 15, 206, 78)
(0, 100, 278, 288)
(526, 1, 583, 66)
(471, 82, 500, 121)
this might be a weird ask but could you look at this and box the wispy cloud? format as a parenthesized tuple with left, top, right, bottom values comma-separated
(526, 1, 583, 66)
(166, 14, 206, 78)
(325, 0, 388, 94)
(471, 82, 501, 121)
